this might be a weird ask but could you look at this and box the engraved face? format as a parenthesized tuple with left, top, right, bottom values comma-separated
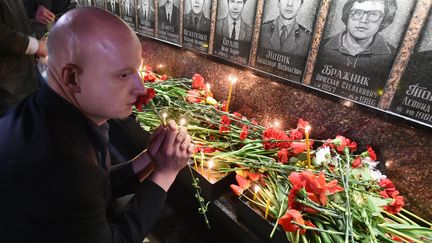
(347, 0, 385, 40)
(190, 0, 205, 15)
(279, 0, 302, 21)
(228, 0, 245, 21)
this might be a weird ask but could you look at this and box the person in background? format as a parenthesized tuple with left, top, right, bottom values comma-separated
(23, 0, 74, 38)
(0, 0, 48, 117)
(0, 7, 192, 242)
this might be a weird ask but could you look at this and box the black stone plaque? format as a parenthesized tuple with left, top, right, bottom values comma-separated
(157, 0, 181, 44)
(107, 0, 120, 15)
(254, 0, 320, 83)
(137, 0, 156, 37)
(212, 0, 258, 65)
(182, 0, 212, 53)
(309, 0, 414, 107)
(120, 0, 137, 31)
(389, 12, 432, 125)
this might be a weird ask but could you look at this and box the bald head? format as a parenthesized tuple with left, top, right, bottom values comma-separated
(46, 7, 144, 125)
(48, 7, 139, 79)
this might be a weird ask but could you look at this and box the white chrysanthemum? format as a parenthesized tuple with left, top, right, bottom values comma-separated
(370, 169, 387, 181)
(315, 147, 331, 166)
(362, 157, 379, 168)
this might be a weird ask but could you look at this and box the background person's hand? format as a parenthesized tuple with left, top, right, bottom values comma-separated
(35, 38, 48, 57)
(149, 120, 193, 191)
(35, 5, 55, 25)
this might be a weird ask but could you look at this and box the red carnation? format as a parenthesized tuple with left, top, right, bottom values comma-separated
(352, 156, 362, 168)
(219, 115, 231, 134)
(384, 195, 404, 214)
(144, 72, 157, 82)
(134, 88, 156, 111)
(289, 129, 303, 140)
(262, 127, 290, 150)
(277, 148, 289, 164)
(160, 74, 168, 80)
(192, 73, 206, 90)
(366, 145, 377, 161)
(240, 125, 249, 140)
(279, 209, 306, 234)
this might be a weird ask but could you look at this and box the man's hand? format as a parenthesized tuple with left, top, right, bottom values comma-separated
(148, 120, 193, 191)
(35, 5, 55, 25)
(35, 38, 48, 57)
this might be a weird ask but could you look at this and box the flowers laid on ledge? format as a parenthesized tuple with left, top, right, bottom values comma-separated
(133, 67, 432, 243)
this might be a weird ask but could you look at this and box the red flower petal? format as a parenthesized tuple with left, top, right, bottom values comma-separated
(235, 174, 251, 189)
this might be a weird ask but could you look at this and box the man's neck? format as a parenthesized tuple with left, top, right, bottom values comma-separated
(343, 32, 374, 56)
(278, 16, 296, 28)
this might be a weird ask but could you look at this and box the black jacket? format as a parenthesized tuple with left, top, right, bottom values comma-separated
(0, 84, 166, 243)
(0, 0, 38, 116)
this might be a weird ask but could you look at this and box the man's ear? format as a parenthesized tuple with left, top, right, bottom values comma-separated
(61, 63, 83, 93)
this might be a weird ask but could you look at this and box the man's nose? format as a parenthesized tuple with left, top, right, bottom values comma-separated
(133, 72, 146, 95)
(359, 12, 369, 23)
(287, 0, 293, 6)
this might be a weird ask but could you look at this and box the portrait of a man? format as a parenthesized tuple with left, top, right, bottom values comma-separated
(139, 0, 154, 22)
(158, 0, 180, 43)
(213, 0, 257, 65)
(216, 0, 252, 42)
(259, 0, 311, 56)
(184, 0, 210, 33)
(107, 0, 120, 15)
(121, 0, 136, 30)
(137, 0, 155, 36)
(310, 0, 411, 107)
(322, 0, 397, 69)
(122, 0, 134, 16)
(158, 0, 180, 33)
(255, 0, 319, 82)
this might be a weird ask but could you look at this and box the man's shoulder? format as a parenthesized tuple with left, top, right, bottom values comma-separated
(261, 19, 277, 28)
(297, 23, 312, 36)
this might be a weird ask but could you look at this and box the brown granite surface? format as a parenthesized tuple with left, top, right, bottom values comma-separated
(140, 37, 432, 221)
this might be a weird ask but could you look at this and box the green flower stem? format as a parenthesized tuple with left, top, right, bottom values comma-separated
(401, 208, 432, 227)
(291, 221, 345, 235)
(296, 199, 343, 219)
(379, 225, 423, 243)
(187, 164, 210, 229)
(270, 186, 289, 238)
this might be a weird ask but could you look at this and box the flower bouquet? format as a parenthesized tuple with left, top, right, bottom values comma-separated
(133, 67, 432, 242)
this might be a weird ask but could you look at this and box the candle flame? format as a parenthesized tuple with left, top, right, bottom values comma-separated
(157, 64, 164, 69)
(162, 112, 168, 118)
(273, 120, 280, 128)
(208, 160, 214, 169)
(305, 125, 311, 133)
(206, 83, 211, 91)
(254, 185, 260, 193)
(229, 75, 238, 84)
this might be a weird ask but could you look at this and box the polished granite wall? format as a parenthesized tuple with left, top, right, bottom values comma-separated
(140, 37, 432, 221)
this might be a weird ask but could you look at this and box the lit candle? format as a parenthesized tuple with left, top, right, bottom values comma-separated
(162, 112, 167, 126)
(200, 150, 204, 174)
(305, 125, 311, 168)
(207, 160, 213, 181)
(206, 83, 211, 92)
(226, 75, 237, 112)
(253, 185, 260, 201)
(264, 198, 271, 220)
